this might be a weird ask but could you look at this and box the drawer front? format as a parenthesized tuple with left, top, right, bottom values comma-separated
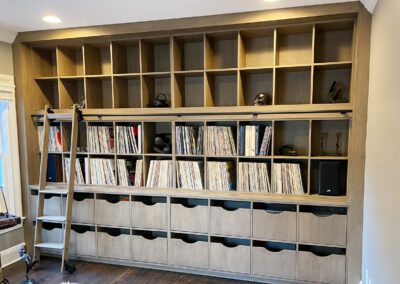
(31, 195, 62, 218)
(253, 210, 297, 242)
(132, 235, 167, 264)
(210, 207, 251, 237)
(132, 202, 167, 230)
(70, 230, 96, 256)
(95, 199, 130, 227)
(171, 204, 208, 233)
(169, 239, 208, 269)
(64, 197, 95, 224)
(298, 251, 346, 284)
(97, 232, 131, 260)
(298, 212, 347, 246)
(210, 243, 250, 274)
(252, 247, 296, 279)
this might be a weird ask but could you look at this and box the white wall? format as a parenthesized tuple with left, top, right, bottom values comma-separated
(0, 41, 13, 75)
(362, 0, 400, 282)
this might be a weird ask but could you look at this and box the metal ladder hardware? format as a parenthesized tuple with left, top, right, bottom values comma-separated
(33, 104, 80, 273)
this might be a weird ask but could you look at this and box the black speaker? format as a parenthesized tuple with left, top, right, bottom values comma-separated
(318, 161, 346, 196)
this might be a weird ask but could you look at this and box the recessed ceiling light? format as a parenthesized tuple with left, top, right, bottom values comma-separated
(42, 15, 61, 24)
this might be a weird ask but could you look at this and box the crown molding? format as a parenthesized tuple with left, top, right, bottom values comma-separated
(360, 0, 378, 13)
(0, 27, 17, 43)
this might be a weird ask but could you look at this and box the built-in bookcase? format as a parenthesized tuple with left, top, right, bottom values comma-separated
(32, 20, 353, 110)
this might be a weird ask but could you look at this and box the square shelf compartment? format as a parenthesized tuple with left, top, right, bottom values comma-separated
(238, 121, 273, 157)
(113, 76, 141, 108)
(86, 77, 113, 108)
(62, 122, 87, 153)
(310, 160, 348, 196)
(141, 38, 170, 73)
(274, 120, 310, 156)
(205, 72, 237, 107)
(143, 122, 172, 154)
(57, 46, 84, 77)
(276, 26, 313, 66)
(311, 120, 349, 157)
(275, 67, 311, 105)
(142, 75, 171, 108)
(173, 35, 204, 71)
(34, 79, 59, 109)
(205, 32, 238, 69)
(315, 21, 354, 63)
(239, 29, 274, 68)
(112, 40, 140, 74)
(174, 74, 204, 107)
(272, 158, 309, 194)
(239, 69, 273, 106)
(313, 65, 352, 104)
(59, 78, 84, 109)
(116, 156, 143, 186)
(84, 43, 111, 75)
(33, 47, 57, 78)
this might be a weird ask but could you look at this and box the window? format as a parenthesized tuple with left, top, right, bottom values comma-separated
(0, 75, 22, 216)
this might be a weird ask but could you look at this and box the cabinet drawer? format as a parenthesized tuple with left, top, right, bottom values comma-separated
(64, 194, 95, 224)
(132, 198, 167, 230)
(253, 204, 297, 242)
(298, 208, 347, 246)
(70, 226, 96, 256)
(31, 193, 62, 218)
(210, 202, 251, 237)
(298, 250, 346, 284)
(252, 246, 296, 279)
(97, 229, 131, 260)
(171, 199, 208, 233)
(169, 236, 209, 269)
(95, 195, 130, 227)
(41, 223, 63, 252)
(132, 234, 167, 264)
(210, 241, 250, 274)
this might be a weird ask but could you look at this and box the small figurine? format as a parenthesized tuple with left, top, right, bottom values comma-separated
(336, 132, 342, 156)
(319, 132, 328, 156)
(253, 93, 270, 106)
(328, 81, 344, 103)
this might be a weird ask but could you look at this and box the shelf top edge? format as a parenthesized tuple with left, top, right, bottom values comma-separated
(29, 183, 349, 206)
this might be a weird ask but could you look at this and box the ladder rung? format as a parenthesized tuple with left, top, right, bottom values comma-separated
(47, 112, 74, 121)
(37, 216, 66, 223)
(35, 242, 64, 250)
(39, 189, 68, 195)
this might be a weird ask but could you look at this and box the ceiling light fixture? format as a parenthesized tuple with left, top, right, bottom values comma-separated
(42, 15, 61, 24)
(264, 0, 280, 2)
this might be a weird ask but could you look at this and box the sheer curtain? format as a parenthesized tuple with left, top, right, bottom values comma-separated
(0, 100, 10, 213)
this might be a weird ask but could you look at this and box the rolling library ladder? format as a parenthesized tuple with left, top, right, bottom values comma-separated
(33, 105, 80, 273)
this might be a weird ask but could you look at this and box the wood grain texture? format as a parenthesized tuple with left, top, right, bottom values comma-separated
(131, 235, 168, 264)
(70, 230, 96, 256)
(170, 203, 209, 233)
(210, 207, 251, 238)
(253, 210, 297, 242)
(169, 238, 209, 269)
(63, 196, 95, 224)
(210, 242, 250, 274)
(95, 199, 130, 227)
(252, 247, 296, 279)
(131, 201, 167, 230)
(97, 231, 131, 260)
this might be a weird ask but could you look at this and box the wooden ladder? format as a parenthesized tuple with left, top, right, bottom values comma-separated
(33, 104, 80, 273)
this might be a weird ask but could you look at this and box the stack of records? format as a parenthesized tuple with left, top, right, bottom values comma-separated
(207, 161, 235, 191)
(117, 159, 143, 187)
(239, 125, 272, 156)
(89, 158, 116, 185)
(64, 157, 87, 184)
(116, 125, 142, 154)
(175, 126, 204, 155)
(176, 161, 204, 190)
(207, 126, 236, 156)
(272, 163, 304, 195)
(238, 162, 271, 193)
(88, 126, 114, 153)
(38, 126, 63, 152)
(146, 160, 173, 188)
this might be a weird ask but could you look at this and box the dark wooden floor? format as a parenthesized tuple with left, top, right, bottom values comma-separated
(3, 257, 253, 283)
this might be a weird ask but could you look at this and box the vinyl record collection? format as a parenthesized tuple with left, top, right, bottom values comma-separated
(64, 157, 87, 184)
(176, 160, 204, 190)
(272, 163, 304, 195)
(116, 125, 142, 154)
(207, 161, 235, 191)
(117, 159, 143, 187)
(89, 158, 116, 185)
(206, 126, 236, 156)
(239, 125, 272, 156)
(88, 126, 114, 153)
(38, 126, 63, 152)
(146, 160, 173, 188)
(238, 162, 271, 193)
(175, 126, 204, 155)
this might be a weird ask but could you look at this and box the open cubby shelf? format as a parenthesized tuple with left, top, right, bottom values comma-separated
(32, 20, 354, 110)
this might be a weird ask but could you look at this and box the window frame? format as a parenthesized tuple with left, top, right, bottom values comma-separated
(0, 74, 22, 216)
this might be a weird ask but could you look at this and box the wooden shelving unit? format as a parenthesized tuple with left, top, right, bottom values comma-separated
(13, 3, 371, 284)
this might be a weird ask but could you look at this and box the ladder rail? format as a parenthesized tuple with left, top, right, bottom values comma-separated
(61, 105, 79, 272)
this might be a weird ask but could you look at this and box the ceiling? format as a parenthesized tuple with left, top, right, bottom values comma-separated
(0, 0, 376, 42)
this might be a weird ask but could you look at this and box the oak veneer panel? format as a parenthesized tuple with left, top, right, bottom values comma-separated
(210, 206, 251, 237)
(313, 65, 352, 104)
(112, 41, 140, 74)
(274, 120, 310, 156)
(252, 247, 296, 279)
(63, 195, 95, 224)
(298, 212, 347, 246)
(239, 29, 274, 68)
(59, 78, 84, 109)
(275, 68, 311, 105)
(141, 39, 170, 73)
(315, 22, 354, 63)
(131, 201, 167, 230)
(205, 33, 238, 69)
(311, 119, 349, 156)
(174, 74, 204, 107)
(252, 209, 297, 242)
(170, 203, 208, 233)
(210, 242, 250, 274)
(131, 235, 168, 264)
(41, 224, 63, 251)
(31, 193, 62, 218)
(276, 27, 313, 66)
(169, 238, 209, 269)
(84, 44, 111, 75)
(205, 73, 237, 107)
(239, 70, 273, 106)
(70, 228, 96, 256)
(34, 79, 60, 109)
(32, 48, 58, 77)
(97, 231, 131, 260)
(142, 75, 171, 108)
(113, 77, 141, 108)
(298, 251, 346, 284)
(95, 198, 130, 227)
(86, 78, 113, 108)
(57, 46, 84, 76)
(173, 36, 204, 71)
